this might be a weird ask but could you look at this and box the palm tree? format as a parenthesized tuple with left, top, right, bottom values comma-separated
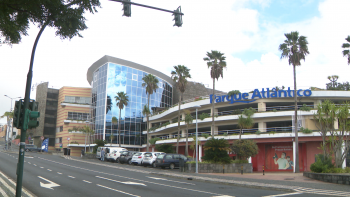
(203, 50, 227, 136)
(115, 92, 129, 147)
(1, 111, 13, 148)
(111, 116, 118, 145)
(142, 74, 159, 152)
(237, 108, 255, 140)
(171, 65, 191, 153)
(184, 112, 193, 156)
(279, 31, 309, 173)
(106, 95, 112, 114)
(341, 35, 350, 65)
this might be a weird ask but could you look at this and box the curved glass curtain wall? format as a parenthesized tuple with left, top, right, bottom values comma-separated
(91, 62, 173, 146)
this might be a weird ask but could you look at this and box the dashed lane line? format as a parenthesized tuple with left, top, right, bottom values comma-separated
(68, 175, 75, 179)
(97, 184, 140, 197)
(83, 180, 92, 184)
(57, 172, 62, 175)
(262, 192, 303, 197)
(47, 169, 52, 171)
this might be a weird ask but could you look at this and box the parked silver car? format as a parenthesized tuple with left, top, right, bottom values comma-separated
(143, 152, 165, 167)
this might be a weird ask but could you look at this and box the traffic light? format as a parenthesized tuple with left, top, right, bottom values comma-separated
(13, 99, 24, 129)
(23, 100, 40, 130)
(122, 0, 131, 17)
(173, 6, 182, 27)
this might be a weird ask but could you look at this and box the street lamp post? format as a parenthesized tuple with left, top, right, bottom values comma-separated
(4, 95, 21, 150)
(194, 105, 201, 174)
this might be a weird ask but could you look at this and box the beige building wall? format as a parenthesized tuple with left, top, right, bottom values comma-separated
(55, 86, 91, 155)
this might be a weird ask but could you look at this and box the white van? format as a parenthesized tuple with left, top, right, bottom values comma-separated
(96, 146, 105, 159)
(105, 147, 127, 162)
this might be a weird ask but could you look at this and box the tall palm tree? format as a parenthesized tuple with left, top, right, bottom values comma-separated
(111, 116, 118, 145)
(341, 35, 350, 65)
(279, 31, 309, 173)
(171, 65, 191, 153)
(203, 50, 227, 136)
(115, 92, 129, 147)
(237, 108, 255, 140)
(184, 112, 193, 156)
(142, 74, 159, 152)
(1, 111, 13, 148)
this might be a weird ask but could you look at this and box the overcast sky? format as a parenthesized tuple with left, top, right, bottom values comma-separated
(1, 0, 350, 124)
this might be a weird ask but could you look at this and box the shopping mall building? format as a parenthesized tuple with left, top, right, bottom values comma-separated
(29, 55, 350, 172)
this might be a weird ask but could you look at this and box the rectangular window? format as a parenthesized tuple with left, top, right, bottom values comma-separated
(132, 74, 137, 81)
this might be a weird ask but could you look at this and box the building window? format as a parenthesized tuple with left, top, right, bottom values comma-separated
(132, 74, 137, 81)
(67, 112, 90, 121)
(64, 96, 91, 104)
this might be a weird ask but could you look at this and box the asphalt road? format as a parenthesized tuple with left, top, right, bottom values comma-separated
(0, 147, 341, 197)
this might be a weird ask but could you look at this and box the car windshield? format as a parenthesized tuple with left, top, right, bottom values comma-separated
(134, 153, 142, 156)
(157, 154, 165, 159)
(144, 153, 152, 157)
(120, 151, 128, 155)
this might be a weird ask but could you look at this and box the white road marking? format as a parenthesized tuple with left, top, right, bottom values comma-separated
(96, 176, 146, 186)
(97, 184, 140, 197)
(262, 192, 302, 197)
(40, 167, 44, 169)
(47, 169, 52, 171)
(25, 156, 34, 158)
(68, 175, 75, 179)
(0, 175, 14, 196)
(212, 196, 235, 197)
(147, 176, 195, 185)
(0, 171, 34, 197)
(83, 180, 92, 183)
(38, 176, 60, 190)
(0, 186, 8, 197)
(28, 162, 31, 164)
(33, 164, 37, 166)
(57, 172, 62, 175)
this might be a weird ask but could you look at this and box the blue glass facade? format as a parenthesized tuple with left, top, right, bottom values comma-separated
(91, 63, 173, 146)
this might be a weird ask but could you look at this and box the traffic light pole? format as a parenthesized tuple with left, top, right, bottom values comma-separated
(110, 0, 183, 15)
(16, 22, 48, 197)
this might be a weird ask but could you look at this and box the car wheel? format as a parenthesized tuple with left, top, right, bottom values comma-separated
(152, 162, 157, 168)
(116, 158, 120, 163)
(169, 163, 175, 169)
(128, 159, 132, 165)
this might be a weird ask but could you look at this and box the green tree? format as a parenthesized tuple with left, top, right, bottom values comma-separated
(0, 0, 101, 45)
(155, 144, 174, 153)
(203, 50, 227, 136)
(189, 135, 197, 159)
(184, 112, 193, 156)
(279, 31, 309, 173)
(149, 137, 161, 151)
(202, 138, 231, 164)
(142, 74, 159, 152)
(68, 125, 95, 152)
(115, 92, 129, 147)
(171, 65, 191, 153)
(341, 35, 350, 65)
(93, 139, 106, 153)
(327, 75, 339, 89)
(237, 108, 255, 140)
(111, 116, 118, 145)
(334, 102, 350, 167)
(231, 139, 259, 160)
(227, 90, 240, 97)
(106, 95, 112, 114)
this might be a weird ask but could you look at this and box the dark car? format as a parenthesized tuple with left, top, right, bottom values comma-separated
(25, 144, 42, 152)
(119, 151, 138, 164)
(155, 153, 188, 169)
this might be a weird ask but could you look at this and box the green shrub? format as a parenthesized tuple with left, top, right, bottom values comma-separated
(93, 139, 106, 153)
(231, 159, 248, 163)
(310, 154, 334, 173)
(300, 127, 313, 134)
(155, 144, 174, 153)
(231, 139, 259, 160)
(194, 97, 203, 101)
(223, 133, 228, 136)
(15, 135, 20, 139)
(199, 113, 210, 120)
(201, 133, 210, 138)
(232, 109, 242, 115)
(300, 104, 312, 111)
(228, 90, 241, 96)
(201, 138, 231, 164)
(255, 130, 261, 135)
(272, 109, 277, 112)
(149, 137, 161, 145)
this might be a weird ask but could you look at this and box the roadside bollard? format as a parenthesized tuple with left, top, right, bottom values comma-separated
(263, 165, 265, 175)
(241, 165, 243, 175)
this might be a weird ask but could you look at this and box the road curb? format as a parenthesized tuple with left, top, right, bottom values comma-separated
(148, 172, 296, 193)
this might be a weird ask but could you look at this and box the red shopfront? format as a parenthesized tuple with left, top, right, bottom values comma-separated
(251, 142, 308, 172)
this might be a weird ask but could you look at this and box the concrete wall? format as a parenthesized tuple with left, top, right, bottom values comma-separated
(181, 163, 253, 173)
(304, 172, 350, 185)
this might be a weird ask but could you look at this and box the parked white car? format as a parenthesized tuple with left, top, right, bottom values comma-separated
(131, 152, 149, 165)
(109, 149, 128, 162)
(142, 152, 165, 167)
(105, 147, 127, 162)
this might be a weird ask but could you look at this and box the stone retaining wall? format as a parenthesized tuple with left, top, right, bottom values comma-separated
(82, 154, 96, 159)
(303, 172, 350, 185)
(180, 163, 252, 173)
